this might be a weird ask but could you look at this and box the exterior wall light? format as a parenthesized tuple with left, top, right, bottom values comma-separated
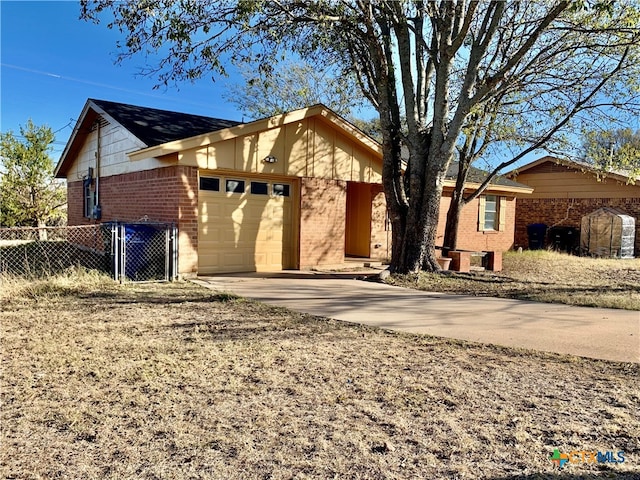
(263, 155, 278, 164)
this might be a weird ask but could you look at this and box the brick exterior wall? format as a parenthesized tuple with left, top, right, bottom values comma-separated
(176, 167, 199, 274)
(69, 167, 521, 273)
(299, 177, 347, 268)
(437, 191, 518, 252)
(514, 197, 640, 254)
(66, 166, 199, 273)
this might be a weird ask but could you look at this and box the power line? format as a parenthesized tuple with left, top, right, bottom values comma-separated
(1, 119, 76, 144)
(53, 119, 76, 134)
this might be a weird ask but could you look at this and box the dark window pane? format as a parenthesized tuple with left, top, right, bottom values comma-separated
(273, 183, 290, 197)
(251, 182, 269, 195)
(226, 179, 245, 194)
(199, 177, 220, 191)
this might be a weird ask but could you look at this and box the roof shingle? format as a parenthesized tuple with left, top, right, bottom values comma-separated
(446, 162, 530, 189)
(90, 99, 241, 147)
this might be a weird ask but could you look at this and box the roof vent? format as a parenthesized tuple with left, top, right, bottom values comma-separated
(89, 115, 110, 131)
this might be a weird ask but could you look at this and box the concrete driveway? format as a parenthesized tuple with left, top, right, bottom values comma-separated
(193, 272, 640, 363)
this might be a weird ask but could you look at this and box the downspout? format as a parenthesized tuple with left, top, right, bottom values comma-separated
(95, 119, 101, 220)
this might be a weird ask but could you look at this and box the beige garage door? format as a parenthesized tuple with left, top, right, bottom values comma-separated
(198, 175, 295, 274)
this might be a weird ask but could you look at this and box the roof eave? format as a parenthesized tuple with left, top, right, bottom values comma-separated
(54, 99, 148, 178)
(128, 104, 382, 162)
(54, 100, 95, 178)
(507, 155, 633, 184)
(443, 179, 534, 195)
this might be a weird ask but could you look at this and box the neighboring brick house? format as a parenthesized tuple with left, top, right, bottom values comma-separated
(56, 99, 530, 275)
(438, 163, 533, 253)
(507, 156, 640, 255)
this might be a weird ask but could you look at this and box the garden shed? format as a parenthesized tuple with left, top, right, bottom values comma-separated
(580, 207, 635, 258)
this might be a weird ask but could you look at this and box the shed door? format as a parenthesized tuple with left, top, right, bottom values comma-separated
(198, 175, 295, 274)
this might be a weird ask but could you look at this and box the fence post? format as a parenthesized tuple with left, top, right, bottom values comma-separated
(164, 226, 170, 282)
(110, 223, 117, 281)
(119, 223, 127, 284)
(172, 224, 179, 280)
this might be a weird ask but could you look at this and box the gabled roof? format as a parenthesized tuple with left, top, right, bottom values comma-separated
(444, 162, 532, 192)
(89, 99, 241, 147)
(506, 156, 635, 185)
(55, 99, 241, 177)
(127, 103, 382, 162)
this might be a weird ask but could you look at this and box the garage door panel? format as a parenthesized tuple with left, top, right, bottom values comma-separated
(253, 252, 268, 265)
(198, 175, 295, 273)
(248, 203, 269, 216)
(222, 229, 238, 242)
(222, 252, 248, 268)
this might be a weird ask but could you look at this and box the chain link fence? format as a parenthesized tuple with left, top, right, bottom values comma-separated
(0, 223, 177, 281)
(111, 223, 178, 282)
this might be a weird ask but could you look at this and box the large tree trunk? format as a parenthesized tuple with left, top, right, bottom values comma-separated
(443, 160, 471, 255)
(375, 23, 410, 274)
(392, 157, 448, 273)
(381, 139, 407, 271)
(419, 172, 445, 272)
(443, 195, 462, 255)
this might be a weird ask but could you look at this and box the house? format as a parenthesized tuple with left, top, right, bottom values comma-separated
(55, 99, 531, 276)
(55, 99, 387, 275)
(507, 156, 640, 255)
(437, 163, 533, 253)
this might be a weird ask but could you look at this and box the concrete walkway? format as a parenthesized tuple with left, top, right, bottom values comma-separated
(193, 272, 640, 363)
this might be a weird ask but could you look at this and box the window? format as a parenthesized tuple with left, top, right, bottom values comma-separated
(199, 176, 220, 191)
(479, 195, 506, 232)
(484, 195, 498, 230)
(84, 179, 96, 218)
(225, 179, 245, 194)
(250, 181, 269, 195)
(272, 183, 290, 197)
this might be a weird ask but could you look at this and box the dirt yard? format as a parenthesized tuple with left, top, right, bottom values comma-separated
(1, 274, 638, 479)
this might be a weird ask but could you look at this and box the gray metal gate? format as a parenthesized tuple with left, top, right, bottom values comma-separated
(110, 222, 178, 282)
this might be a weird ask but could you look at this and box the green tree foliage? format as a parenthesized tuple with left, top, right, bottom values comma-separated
(0, 121, 66, 227)
(581, 128, 640, 180)
(350, 117, 382, 144)
(81, 0, 640, 272)
(225, 59, 369, 120)
(224, 57, 381, 140)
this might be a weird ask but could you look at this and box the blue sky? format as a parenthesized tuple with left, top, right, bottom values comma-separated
(3, 2, 636, 171)
(1, 1, 244, 159)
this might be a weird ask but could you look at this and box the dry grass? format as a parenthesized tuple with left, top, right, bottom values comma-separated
(388, 251, 640, 310)
(2, 276, 638, 479)
(0, 268, 118, 303)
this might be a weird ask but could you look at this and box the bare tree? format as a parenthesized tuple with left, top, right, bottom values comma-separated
(81, 0, 640, 272)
